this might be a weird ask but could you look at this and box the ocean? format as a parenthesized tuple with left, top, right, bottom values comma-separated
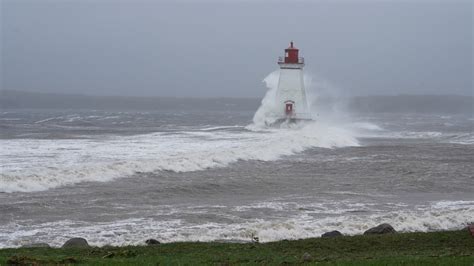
(0, 95, 473, 248)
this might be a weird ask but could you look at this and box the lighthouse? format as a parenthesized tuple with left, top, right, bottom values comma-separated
(275, 41, 310, 122)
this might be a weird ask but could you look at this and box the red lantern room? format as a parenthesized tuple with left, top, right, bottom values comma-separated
(285, 41, 299, 63)
(278, 41, 304, 66)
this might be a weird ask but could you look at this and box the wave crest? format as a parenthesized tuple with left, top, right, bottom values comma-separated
(1, 122, 359, 193)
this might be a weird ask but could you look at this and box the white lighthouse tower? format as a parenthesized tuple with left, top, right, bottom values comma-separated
(275, 41, 310, 123)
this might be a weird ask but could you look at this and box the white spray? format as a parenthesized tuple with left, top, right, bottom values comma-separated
(252, 70, 352, 127)
(252, 70, 281, 126)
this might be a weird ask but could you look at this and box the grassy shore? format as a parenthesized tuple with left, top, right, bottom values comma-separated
(1, 230, 473, 265)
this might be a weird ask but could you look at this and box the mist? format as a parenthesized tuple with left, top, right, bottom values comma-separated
(2, 0, 472, 98)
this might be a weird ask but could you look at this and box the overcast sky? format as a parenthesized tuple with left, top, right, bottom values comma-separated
(1, 0, 472, 97)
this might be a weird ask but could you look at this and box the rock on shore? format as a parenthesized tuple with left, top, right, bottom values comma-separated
(364, 223, 396, 235)
(145, 239, 160, 245)
(321, 231, 343, 238)
(62, 237, 89, 248)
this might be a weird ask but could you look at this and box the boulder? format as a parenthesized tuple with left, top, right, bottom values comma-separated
(62, 237, 89, 248)
(22, 243, 50, 248)
(321, 230, 343, 238)
(145, 239, 160, 245)
(364, 223, 396, 235)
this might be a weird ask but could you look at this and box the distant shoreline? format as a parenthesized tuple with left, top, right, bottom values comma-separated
(1, 90, 473, 114)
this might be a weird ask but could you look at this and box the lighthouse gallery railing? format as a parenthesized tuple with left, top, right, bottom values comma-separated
(278, 57, 305, 64)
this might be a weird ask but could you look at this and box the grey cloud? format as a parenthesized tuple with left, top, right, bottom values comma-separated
(2, 1, 472, 97)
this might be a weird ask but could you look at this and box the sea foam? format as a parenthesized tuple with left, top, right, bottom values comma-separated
(0, 200, 471, 248)
(0, 121, 360, 193)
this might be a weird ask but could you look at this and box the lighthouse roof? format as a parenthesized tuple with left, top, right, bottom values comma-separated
(286, 41, 298, 50)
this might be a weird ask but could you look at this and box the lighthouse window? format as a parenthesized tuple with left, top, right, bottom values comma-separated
(285, 52, 289, 57)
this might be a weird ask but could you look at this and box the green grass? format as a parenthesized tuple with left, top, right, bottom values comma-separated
(0, 230, 473, 265)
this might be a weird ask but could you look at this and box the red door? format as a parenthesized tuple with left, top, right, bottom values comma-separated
(285, 103, 293, 115)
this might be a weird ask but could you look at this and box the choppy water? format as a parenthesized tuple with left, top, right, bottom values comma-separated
(0, 107, 473, 248)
